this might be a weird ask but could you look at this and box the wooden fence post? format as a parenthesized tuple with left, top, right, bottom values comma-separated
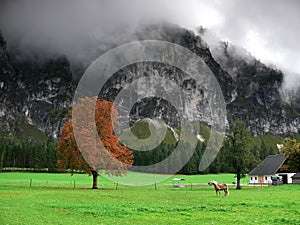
(30, 179, 32, 188)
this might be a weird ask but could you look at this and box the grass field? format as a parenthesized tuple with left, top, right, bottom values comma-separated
(0, 173, 300, 225)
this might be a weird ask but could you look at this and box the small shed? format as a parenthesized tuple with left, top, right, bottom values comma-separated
(291, 173, 300, 184)
(249, 154, 295, 185)
(172, 178, 185, 188)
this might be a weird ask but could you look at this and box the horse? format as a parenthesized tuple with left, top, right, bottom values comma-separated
(208, 181, 229, 197)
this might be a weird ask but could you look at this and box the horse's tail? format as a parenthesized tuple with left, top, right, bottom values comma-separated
(225, 185, 229, 196)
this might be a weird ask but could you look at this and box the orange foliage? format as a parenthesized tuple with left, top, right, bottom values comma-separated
(56, 97, 134, 176)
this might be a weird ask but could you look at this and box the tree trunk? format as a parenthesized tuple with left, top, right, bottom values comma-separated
(92, 170, 99, 189)
(236, 173, 241, 190)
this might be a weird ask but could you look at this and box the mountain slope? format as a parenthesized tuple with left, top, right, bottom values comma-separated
(0, 34, 74, 139)
(206, 39, 299, 135)
(0, 23, 299, 139)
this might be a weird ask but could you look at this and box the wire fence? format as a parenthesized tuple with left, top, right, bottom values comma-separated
(0, 178, 254, 191)
(0, 170, 254, 190)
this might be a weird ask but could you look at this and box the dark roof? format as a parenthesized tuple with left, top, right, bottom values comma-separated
(249, 154, 287, 176)
(292, 172, 300, 179)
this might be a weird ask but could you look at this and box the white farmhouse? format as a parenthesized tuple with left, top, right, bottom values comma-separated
(249, 154, 295, 185)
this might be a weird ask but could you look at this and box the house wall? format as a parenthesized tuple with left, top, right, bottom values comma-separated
(249, 175, 258, 184)
(277, 173, 296, 184)
(250, 173, 296, 185)
(249, 175, 273, 185)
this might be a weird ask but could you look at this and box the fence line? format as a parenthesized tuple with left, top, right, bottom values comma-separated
(0, 178, 251, 190)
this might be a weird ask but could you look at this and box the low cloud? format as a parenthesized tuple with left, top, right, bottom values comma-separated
(211, 0, 300, 90)
(0, 0, 213, 72)
(0, 0, 299, 91)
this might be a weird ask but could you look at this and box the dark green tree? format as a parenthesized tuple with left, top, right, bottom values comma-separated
(46, 139, 58, 172)
(280, 138, 300, 172)
(223, 120, 254, 189)
(0, 136, 12, 172)
(260, 141, 268, 160)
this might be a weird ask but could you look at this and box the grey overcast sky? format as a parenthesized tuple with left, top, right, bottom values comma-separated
(0, 0, 299, 88)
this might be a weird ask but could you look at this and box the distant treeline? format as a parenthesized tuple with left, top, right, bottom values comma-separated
(0, 136, 57, 172)
(0, 135, 278, 174)
(132, 139, 278, 174)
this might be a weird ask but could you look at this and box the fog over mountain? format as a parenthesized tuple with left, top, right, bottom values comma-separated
(0, 0, 299, 141)
(0, 0, 299, 91)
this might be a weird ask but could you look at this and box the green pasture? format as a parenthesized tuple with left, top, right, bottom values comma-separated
(0, 173, 299, 225)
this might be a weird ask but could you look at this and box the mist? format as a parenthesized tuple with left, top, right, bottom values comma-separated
(0, 0, 213, 75)
(210, 0, 300, 92)
(0, 0, 299, 92)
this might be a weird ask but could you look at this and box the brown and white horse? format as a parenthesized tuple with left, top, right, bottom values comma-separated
(208, 181, 229, 197)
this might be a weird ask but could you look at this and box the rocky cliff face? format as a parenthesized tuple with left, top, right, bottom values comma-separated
(0, 34, 19, 134)
(0, 24, 299, 139)
(0, 34, 74, 138)
(207, 40, 299, 135)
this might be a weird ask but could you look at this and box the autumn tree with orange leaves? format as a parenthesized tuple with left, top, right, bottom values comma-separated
(56, 97, 134, 189)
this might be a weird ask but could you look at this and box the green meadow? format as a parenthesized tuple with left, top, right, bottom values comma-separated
(0, 173, 299, 225)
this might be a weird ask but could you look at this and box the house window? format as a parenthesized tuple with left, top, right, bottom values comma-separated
(265, 176, 268, 180)
(255, 177, 257, 180)
(250, 177, 253, 181)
